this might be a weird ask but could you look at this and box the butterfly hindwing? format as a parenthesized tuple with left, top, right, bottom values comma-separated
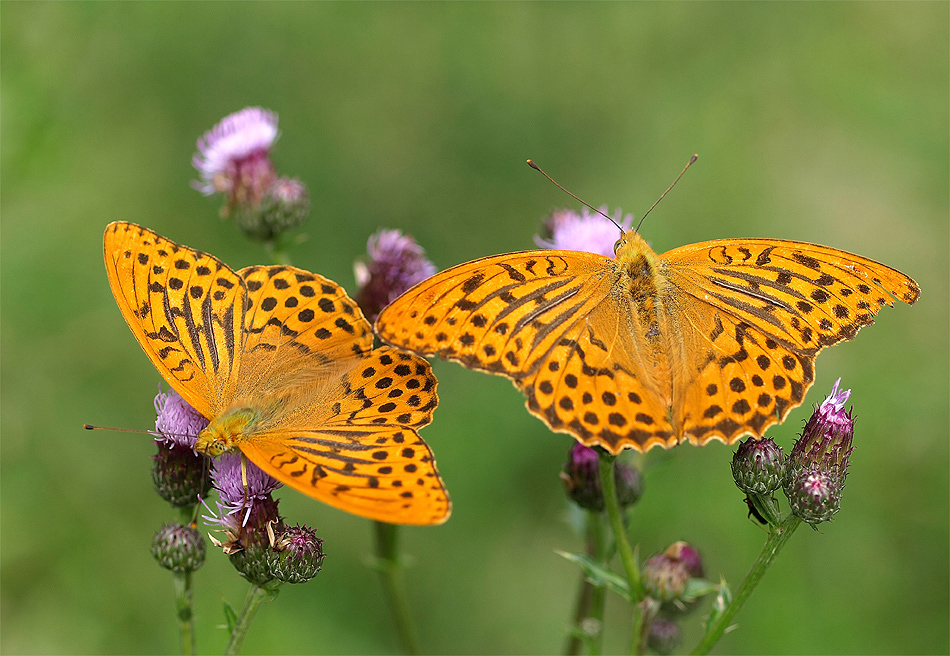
(522, 297, 678, 452)
(238, 347, 449, 525)
(103, 221, 244, 417)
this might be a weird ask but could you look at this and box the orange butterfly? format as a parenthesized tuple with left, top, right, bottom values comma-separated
(104, 221, 450, 525)
(375, 228, 919, 454)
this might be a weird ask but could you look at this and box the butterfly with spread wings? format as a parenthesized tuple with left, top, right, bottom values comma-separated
(376, 227, 919, 454)
(104, 221, 450, 525)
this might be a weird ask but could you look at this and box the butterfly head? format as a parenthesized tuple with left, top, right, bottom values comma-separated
(195, 408, 260, 457)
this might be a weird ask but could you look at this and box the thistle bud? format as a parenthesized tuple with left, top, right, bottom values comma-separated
(561, 442, 642, 512)
(647, 618, 682, 655)
(234, 176, 310, 242)
(152, 389, 210, 507)
(783, 379, 855, 525)
(151, 523, 206, 573)
(731, 437, 785, 495)
(271, 524, 325, 584)
(643, 542, 703, 603)
(225, 496, 285, 587)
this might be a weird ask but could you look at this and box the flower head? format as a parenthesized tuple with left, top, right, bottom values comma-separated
(212, 452, 283, 518)
(642, 542, 704, 603)
(561, 442, 642, 512)
(731, 437, 785, 495)
(270, 524, 326, 584)
(154, 388, 208, 449)
(152, 388, 210, 507)
(151, 522, 206, 573)
(354, 228, 437, 321)
(192, 107, 279, 197)
(783, 378, 855, 524)
(535, 207, 634, 258)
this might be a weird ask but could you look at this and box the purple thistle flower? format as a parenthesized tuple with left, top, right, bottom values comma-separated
(192, 107, 279, 197)
(154, 388, 208, 449)
(354, 228, 437, 321)
(783, 378, 855, 524)
(535, 207, 634, 258)
(212, 452, 283, 518)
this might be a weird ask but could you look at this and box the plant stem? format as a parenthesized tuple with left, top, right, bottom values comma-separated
(174, 506, 197, 655)
(597, 453, 642, 598)
(691, 514, 803, 655)
(565, 511, 609, 656)
(374, 521, 421, 655)
(225, 584, 273, 656)
(173, 571, 195, 655)
(632, 598, 658, 656)
(265, 240, 291, 266)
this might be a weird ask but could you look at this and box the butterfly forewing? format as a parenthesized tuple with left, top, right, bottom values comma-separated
(104, 221, 244, 417)
(662, 239, 920, 353)
(238, 347, 449, 525)
(376, 251, 613, 378)
(235, 266, 375, 397)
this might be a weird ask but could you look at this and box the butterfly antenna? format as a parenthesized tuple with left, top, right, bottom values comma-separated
(84, 424, 161, 438)
(526, 159, 623, 232)
(635, 154, 699, 234)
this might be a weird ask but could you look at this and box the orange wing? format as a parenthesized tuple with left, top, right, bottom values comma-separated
(376, 250, 679, 452)
(238, 348, 450, 525)
(660, 238, 919, 444)
(103, 221, 244, 417)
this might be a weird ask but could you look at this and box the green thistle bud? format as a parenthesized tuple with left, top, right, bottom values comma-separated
(152, 442, 212, 508)
(731, 437, 785, 495)
(151, 523, 206, 573)
(234, 177, 310, 242)
(271, 524, 325, 584)
(786, 470, 839, 524)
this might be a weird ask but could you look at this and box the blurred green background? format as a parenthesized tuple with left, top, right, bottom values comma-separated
(2, 3, 947, 654)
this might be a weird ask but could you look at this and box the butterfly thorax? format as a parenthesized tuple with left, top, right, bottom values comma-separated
(195, 407, 267, 457)
(614, 231, 666, 327)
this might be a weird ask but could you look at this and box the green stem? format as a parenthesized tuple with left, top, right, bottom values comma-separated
(225, 584, 273, 656)
(691, 514, 803, 655)
(374, 521, 421, 655)
(632, 598, 658, 656)
(565, 511, 609, 656)
(597, 453, 641, 598)
(265, 240, 291, 266)
(173, 507, 197, 656)
(173, 571, 195, 656)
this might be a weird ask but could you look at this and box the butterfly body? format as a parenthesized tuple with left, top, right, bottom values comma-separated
(105, 221, 450, 525)
(376, 230, 918, 454)
(197, 406, 269, 457)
